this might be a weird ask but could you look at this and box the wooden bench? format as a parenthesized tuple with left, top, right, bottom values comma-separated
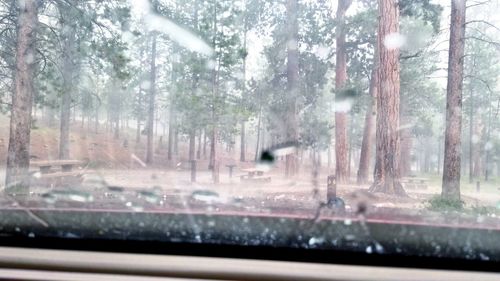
(31, 160, 85, 173)
(30, 160, 86, 187)
(240, 168, 271, 183)
(401, 177, 429, 190)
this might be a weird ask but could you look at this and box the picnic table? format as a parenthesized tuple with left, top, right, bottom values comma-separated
(30, 160, 86, 187)
(401, 177, 429, 190)
(240, 168, 271, 183)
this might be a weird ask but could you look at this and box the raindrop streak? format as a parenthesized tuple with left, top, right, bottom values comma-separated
(131, 153, 147, 167)
(132, 0, 213, 56)
(374, 242, 385, 254)
(42, 190, 94, 203)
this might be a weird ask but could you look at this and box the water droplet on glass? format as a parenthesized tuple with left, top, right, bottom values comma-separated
(287, 39, 298, 50)
(68, 192, 94, 203)
(107, 186, 125, 192)
(335, 88, 357, 112)
(485, 142, 493, 151)
(141, 80, 151, 90)
(471, 134, 480, 144)
(374, 242, 385, 254)
(383, 33, 407, 49)
(259, 150, 275, 163)
(42, 193, 57, 204)
(314, 45, 330, 59)
(137, 190, 160, 204)
(122, 31, 135, 43)
(25, 53, 34, 64)
(191, 190, 220, 204)
(479, 253, 490, 261)
(366, 245, 373, 254)
(345, 234, 355, 241)
(308, 237, 325, 246)
(206, 60, 216, 70)
(132, 206, 144, 212)
(42, 190, 93, 203)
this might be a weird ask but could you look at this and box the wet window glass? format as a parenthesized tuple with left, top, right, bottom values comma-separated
(1, 0, 500, 261)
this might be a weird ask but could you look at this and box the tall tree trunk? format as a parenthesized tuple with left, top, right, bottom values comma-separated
(203, 129, 207, 159)
(400, 115, 412, 176)
(197, 130, 202, 159)
(58, 6, 77, 160)
(81, 108, 85, 128)
(95, 106, 99, 134)
(5, 0, 38, 192)
(146, 34, 156, 164)
(468, 86, 474, 183)
(114, 109, 120, 139)
(167, 104, 174, 161)
(285, 0, 299, 178)
(136, 119, 141, 145)
(334, 0, 351, 185)
(209, 2, 219, 170)
(484, 90, 493, 181)
(357, 65, 378, 185)
(254, 107, 262, 161)
(442, 0, 466, 201)
(240, 121, 246, 162)
(240, 1, 248, 163)
(369, 0, 406, 196)
(174, 128, 179, 155)
(146, 34, 157, 164)
(189, 130, 196, 161)
(437, 135, 442, 174)
(472, 121, 483, 178)
(189, 3, 199, 163)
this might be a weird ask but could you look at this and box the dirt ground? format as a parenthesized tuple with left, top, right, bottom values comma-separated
(1, 117, 500, 229)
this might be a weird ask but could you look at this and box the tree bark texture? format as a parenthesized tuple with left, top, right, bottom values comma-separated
(285, 0, 299, 177)
(369, 0, 406, 196)
(334, 0, 351, 184)
(58, 3, 78, 160)
(146, 34, 157, 164)
(240, 121, 246, 162)
(357, 57, 378, 185)
(5, 0, 38, 192)
(442, 0, 466, 201)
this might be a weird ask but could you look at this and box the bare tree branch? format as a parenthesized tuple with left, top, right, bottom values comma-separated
(466, 0, 491, 9)
(466, 19, 500, 33)
(465, 36, 500, 50)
